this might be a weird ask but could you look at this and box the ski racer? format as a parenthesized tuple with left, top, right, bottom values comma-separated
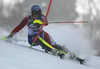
(3, 5, 69, 55)
(3, 5, 84, 64)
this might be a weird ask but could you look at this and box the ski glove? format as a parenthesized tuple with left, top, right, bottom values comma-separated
(33, 19, 43, 28)
(2, 35, 12, 40)
(33, 19, 43, 24)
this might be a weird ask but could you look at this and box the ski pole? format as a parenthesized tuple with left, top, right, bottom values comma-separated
(48, 21, 88, 24)
(30, 0, 52, 47)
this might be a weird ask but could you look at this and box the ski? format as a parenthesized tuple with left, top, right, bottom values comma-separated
(31, 37, 86, 64)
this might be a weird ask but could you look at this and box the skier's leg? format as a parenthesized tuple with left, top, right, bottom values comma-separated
(35, 37, 60, 55)
(42, 31, 69, 54)
(43, 31, 56, 46)
(36, 38, 52, 51)
(43, 31, 69, 53)
(28, 30, 46, 46)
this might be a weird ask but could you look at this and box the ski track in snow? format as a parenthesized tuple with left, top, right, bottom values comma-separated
(0, 24, 100, 69)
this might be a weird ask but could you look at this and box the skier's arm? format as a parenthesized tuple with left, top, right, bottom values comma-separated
(10, 17, 28, 37)
(44, 21, 48, 26)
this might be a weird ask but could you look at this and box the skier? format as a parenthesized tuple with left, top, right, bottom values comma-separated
(3, 5, 68, 54)
(3, 5, 84, 64)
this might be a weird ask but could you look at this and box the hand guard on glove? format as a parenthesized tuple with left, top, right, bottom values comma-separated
(33, 19, 43, 28)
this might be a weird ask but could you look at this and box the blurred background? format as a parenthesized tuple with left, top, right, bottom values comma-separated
(0, 0, 100, 56)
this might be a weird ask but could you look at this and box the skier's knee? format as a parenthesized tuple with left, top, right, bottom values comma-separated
(36, 38, 52, 51)
(54, 44, 69, 53)
(54, 44, 62, 50)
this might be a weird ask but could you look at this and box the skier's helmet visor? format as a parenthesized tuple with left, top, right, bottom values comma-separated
(32, 11, 41, 15)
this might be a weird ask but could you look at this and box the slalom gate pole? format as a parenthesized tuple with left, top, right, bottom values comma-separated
(49, 21, 88, 24)
(30, 0, 52, 47)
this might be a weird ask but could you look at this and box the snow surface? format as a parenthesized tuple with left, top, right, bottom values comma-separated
(0, 24, 100, 69)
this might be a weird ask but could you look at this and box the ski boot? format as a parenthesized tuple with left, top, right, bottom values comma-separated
(50, 48, 65, 59)
(53, 44, 70, 59)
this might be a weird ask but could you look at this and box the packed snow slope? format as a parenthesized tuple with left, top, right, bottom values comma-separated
(0, 24, 100, 69)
